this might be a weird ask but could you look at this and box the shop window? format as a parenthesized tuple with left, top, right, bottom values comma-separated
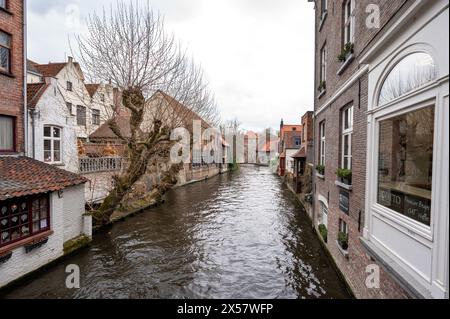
(377, 105, 435, 226)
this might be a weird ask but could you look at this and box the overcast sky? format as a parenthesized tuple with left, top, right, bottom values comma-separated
(28, 0, 315, 132)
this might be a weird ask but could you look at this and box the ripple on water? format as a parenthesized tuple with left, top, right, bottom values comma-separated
(3, 166, 351, 299)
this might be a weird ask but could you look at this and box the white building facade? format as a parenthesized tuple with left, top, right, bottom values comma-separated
(361, 0, 449, 299)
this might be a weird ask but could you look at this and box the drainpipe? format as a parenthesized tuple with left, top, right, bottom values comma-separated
(23, 0, 28, 156)
(30, 109, 36, 159)
(311, 114, 316, 230)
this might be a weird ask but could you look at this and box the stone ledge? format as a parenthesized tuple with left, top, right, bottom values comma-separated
(335, 180, 353, 191)
(337, 54, 355, 76)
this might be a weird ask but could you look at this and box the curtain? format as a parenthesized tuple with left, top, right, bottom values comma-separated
(0, 116, 13, 150)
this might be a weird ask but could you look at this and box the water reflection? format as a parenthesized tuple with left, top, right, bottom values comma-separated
(2, 166, 350, 299)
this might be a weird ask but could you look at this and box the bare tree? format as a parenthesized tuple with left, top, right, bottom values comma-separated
(74, 1, 220, 225)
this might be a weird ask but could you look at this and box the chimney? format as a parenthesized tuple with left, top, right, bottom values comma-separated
(68, 56, 73, 64)
(280, 119, 284, 130)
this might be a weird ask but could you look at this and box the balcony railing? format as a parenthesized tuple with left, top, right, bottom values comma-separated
(79, 157, 124, 174)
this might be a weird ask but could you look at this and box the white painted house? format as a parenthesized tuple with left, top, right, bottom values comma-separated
(26, 77, 79, 173)
(29, 58, 114, 141)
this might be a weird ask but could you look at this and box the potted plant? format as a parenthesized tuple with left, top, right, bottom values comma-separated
(317, 80, 326, 93)
(338, 231, 348, 251)
(338, 42, 354, 62)
(318, 224, 328, 243)
(316, 164, 325, 175)
(336, 168, 352, 185)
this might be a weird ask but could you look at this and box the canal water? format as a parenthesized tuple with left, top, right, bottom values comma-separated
(2, 166, 350, 299)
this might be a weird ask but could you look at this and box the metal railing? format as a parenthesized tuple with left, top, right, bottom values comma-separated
(79, 157, 124, 174)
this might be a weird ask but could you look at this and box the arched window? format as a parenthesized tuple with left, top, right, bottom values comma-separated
(378, 52, 437, 105)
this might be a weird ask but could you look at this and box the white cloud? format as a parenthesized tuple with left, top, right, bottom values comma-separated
(28, 0, 315, 131)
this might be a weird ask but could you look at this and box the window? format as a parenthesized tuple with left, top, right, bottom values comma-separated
(343, 0, 355, 45)
(0, 0, 6, 9)
(294, 137, 301, 146)
(66, 102, 73, 114)
(319, 121, 326, 166)
(100, 94, 105, 102)
(77, 105, 86, 126)
(44, 126, 62, 163)
(0, 31, 11, 74)
(92, 109, 100, 125)
(338, 219, 349, 251)
(341, 105, 353, 170)
(379, 53, 437, 106)
(320, 44, 327, 84)
(377, 105, 434, 226)
(0, 115, 14, 152)
(321, 202, 328, 228)
(0, 195, 50, 248)
(67, 81, 73, 91)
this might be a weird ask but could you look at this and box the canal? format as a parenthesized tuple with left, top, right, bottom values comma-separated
(2, 166, 350, 299)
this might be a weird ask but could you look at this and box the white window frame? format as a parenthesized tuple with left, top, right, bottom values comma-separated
(320, 121, 326, 166)
(343, 0, 355, 45)
(43, 125, 62, 164)
(322, 202, 328, 228)
(0, 0, 6, 9)
(341, 105, 353, 170)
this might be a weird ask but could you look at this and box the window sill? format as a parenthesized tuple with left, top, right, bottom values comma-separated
(0, 230, 54, 255)
(337, 54, 355, 76)
(335, 180, 353, 191)
(318, 11, 328, 31)
(0, 70, 15, 78)
(360, 237, 432, 299)
(316, 172, 325, 179)
(336, 241, 349, 259)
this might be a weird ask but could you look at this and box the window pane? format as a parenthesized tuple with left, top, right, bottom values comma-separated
(53, 127, 61, 138)
(377, 106, 434, 226)
(0, 32, 9, 47)
(379, 53, 437, 105)
(0, 116, 13, 150)
(44, 126, 51, 137)
(0, 46, 9, 72)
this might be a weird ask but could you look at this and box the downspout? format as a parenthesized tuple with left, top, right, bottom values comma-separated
(311, 114, 316, 229)
(23, 0, 28, 156)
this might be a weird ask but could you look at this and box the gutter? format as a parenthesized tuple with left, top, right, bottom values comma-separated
(23, 0, 28, 156)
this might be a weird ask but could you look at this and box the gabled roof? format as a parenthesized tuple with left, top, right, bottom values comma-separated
(0, 157, 87, 201)
(32, 61, 84, 80)
(27, 83, 50, 108)
(90, 116, 131, 140)
(33, 63, 66, 78)
(85, 84, 100, 98)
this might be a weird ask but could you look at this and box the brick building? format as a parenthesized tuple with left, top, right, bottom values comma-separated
(311, 0, 448, 299)
(1, 0, 25, 154)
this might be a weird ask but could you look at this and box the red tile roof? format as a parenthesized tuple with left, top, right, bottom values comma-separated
(292, 147, 307, 158)
(27, 83, 50, 108)
(34, 63, 66, 78)
(0, 157, 87, 201)
(90, 116, 132, 141)
(85, 84, 100, 98)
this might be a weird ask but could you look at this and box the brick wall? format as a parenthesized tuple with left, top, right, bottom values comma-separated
(312, 0, 413, 298)
(0, 0, 25, 154)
